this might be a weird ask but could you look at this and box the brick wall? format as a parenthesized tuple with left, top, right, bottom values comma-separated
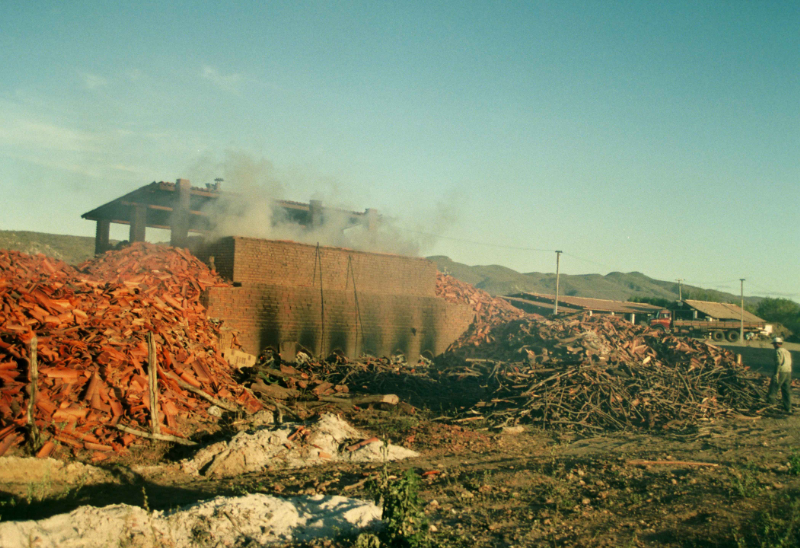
(203, 283, 474, 361)
(195, 237, 236, 281)
(198, 237, 437, 297)
(197, 236, 473, 360)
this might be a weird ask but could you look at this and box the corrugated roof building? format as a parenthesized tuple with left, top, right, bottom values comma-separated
(680, 300, 764, 323)
(503, 292, 661, 323)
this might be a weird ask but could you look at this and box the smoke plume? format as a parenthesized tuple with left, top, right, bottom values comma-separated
(190, 151, 458, 257)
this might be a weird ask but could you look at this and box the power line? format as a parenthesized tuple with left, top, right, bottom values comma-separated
(561, 252, 617, 271)
(399, 228, 556, 253)
(747, 282, 800, 299)
(396, 228, 796, 299)
(681, 278, 742, 287)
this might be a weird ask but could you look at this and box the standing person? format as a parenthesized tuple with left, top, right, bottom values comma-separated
(767, 337, 793, 413)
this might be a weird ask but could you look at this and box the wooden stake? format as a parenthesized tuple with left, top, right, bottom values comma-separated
(553, 250, 563, 315)
(115, 424, 196, 446)
(147, 332, 160, 435)
(27, 335, 40, 452)
(317, 394, 400, 406)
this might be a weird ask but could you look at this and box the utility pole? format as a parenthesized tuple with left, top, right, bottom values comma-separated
(676, 279, 684, 301)
(740, 278, 745, 342)
(554, 250, 562, 316)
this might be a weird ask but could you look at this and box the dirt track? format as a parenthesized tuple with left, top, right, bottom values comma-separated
(2, 399, 799, 547)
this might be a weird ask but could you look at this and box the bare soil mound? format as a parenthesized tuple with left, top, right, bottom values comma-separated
(181, 414, 419, 477)
(0, 493, 381, 548)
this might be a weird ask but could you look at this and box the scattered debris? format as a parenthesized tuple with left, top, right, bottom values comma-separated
(0, 493, 382, 548)
(182, 413, 419, 477)
(236, 353, 412, 422)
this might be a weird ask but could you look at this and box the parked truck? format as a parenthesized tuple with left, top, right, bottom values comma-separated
(649, 309, 764, 342)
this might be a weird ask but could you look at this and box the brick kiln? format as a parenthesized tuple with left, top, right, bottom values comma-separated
(197, 237, 474, 362)
(82, 179, 475, 362)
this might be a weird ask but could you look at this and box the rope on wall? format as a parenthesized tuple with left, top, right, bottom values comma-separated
(312, 243, 325, 357)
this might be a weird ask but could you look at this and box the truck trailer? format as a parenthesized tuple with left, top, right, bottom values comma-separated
(649, 309, 764, 342)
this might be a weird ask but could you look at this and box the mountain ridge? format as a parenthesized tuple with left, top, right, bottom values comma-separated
(427, 255, 763, 307)
(0, 230, 98, 265)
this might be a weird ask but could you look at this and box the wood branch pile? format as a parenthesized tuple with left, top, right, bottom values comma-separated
(238, 353, 413, 420)
(246, 358, 347, 411)
(0, 244, 262, 460)
(435, 272, 536, 349)
(437, 314, 768, 431)
(239, 352, 489, 416)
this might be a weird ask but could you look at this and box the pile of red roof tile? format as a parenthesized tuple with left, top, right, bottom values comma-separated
(435, 272, 533, 348)
(0, 243, 261, 461)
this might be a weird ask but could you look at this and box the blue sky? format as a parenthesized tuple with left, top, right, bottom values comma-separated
(1, 1, 798, 299)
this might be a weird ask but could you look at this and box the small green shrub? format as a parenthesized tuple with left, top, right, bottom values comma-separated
(735, 496, 800, 547)
(368, 468, 436, 548)
(788, 453, 800, 476)
(728, 466, 761, 498)
(354, 533, 383, 548)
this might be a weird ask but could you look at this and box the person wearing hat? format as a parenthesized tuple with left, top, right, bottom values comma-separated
(767, 337, 793, 413)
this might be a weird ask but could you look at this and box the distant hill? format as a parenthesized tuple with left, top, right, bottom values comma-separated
(428, 255, 763, 307)
(0, 230, 98, 265)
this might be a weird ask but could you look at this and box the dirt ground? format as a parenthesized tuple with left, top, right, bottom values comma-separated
(2, 394, 800, 547)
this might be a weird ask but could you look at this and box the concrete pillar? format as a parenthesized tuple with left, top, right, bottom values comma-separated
(95, 220, 111, 255)
(129, 204, 147, 243)
(170, 178, 191, 248)
(309, 199, 323, 228)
